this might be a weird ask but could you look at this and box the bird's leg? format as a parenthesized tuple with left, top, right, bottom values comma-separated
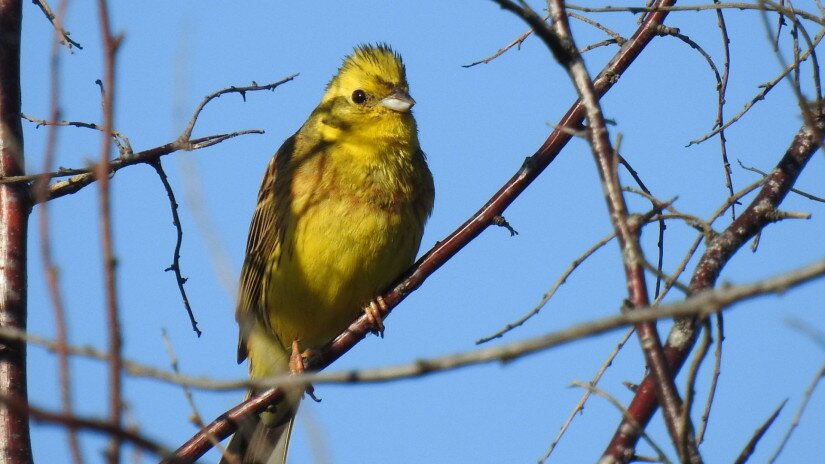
(289, 338, 322, 402)
(363, 295, 388, 337)
(288, 338, 306, 375)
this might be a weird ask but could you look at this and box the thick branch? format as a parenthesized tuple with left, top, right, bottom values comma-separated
(0, 1, 33, 462)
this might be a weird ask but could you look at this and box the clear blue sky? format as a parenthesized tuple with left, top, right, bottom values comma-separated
(21, 1, 825, 463)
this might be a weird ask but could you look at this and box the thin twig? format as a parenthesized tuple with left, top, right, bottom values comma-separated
(476, 231, 615, 344)
(680, 318, 712, 457)
(617, 155, 667, 297)
(463, 22, 539, 68)
(696, 313, 724, 443)
(8, 79, 292, 201)
(566, 2, 825, 27)
(160, 330, 230, 461)
(737, 159, 825, 202)
(0, 253, 815, 412)
(539, 328, 634, 463)
(179, 76, 297, 143)
(689, 27, 825, 146)
(734, 400, 787, 464)
(659, 21, 737, 219)
(20, 112, 133, 156)
(151, 160, 201, 337)
(32, 0, 82, 50)
(714, 0, 735, 219)
(768, 363, 825, 462)
(570, 381, 671, 463)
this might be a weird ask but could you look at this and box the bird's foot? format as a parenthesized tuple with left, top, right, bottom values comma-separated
(288, 338, 322, 374)
(363, 296, 388, 337)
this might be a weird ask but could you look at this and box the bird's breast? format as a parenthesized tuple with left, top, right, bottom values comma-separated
(264, 151, 425, 349)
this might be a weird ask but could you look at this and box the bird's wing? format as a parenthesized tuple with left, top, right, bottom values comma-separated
(235, 135, 296, 363)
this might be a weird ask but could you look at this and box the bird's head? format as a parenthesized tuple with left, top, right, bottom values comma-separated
(317, 44, 416, 135)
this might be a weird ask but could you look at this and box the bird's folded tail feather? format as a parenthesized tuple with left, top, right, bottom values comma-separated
(220, 406, 297, 464)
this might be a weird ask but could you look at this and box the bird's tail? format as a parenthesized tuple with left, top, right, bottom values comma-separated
(220, 398, 299, 464)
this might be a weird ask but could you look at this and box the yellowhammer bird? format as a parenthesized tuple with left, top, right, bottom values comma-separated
(223, 44, 434, 464)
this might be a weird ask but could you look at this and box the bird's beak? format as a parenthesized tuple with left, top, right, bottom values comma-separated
(381, 91, 415, 113)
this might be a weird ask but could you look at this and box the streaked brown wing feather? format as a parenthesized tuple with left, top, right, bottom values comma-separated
(235, 135, 296, 363)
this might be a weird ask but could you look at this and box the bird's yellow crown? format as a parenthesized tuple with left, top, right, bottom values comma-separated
(322, 43, 409, 105)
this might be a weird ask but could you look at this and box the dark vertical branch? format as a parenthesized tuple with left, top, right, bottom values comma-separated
(95, 0, 123, 462)
(0, 1, 32, 463)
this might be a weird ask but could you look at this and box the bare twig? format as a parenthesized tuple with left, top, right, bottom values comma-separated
(43, 129, 262, 202)
(179, 77, 297, 143)
(734, 400, 787, 464)
(658, 23, 738, 219)
(713, 0, 735, 218)
(151, 160, 201, 337)
(160, 330, 229, 461)
(680, 318, 712, 457)
(477, 231, 615, 344)
(617, 155, 667, 297)
(20, 112, 133, 156)
(566, 2, 825, 27)
(689, 27, 825, 146)
(696, 313, 724, 443)
(463, 20, 540, 68)
(539, 328, 634, 463)
(571, 381, 671, 463)
(768, 363, 825, 462)
(32, 0, 83, 50)
(738, 159, 825, 202)
(6, 77, 294, 202)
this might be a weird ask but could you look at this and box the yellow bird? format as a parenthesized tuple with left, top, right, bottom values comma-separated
(224, 44, 434, 464)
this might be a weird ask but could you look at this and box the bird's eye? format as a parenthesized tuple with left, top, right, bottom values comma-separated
(352, 89, 367, 104)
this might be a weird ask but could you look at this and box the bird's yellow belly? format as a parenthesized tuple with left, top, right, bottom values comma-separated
(264, 197, 419, 350)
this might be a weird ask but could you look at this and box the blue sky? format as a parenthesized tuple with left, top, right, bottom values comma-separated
(20, 1, 825, 463)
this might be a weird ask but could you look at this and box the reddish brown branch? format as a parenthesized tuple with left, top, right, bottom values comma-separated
(35, 0, 83, 461)
(0, 393, 175, 460)
(602, 105, 825, 462)
(0, 1, 33, 462)
(171, 1, 679, 460)
(95, 0, 123, 462)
